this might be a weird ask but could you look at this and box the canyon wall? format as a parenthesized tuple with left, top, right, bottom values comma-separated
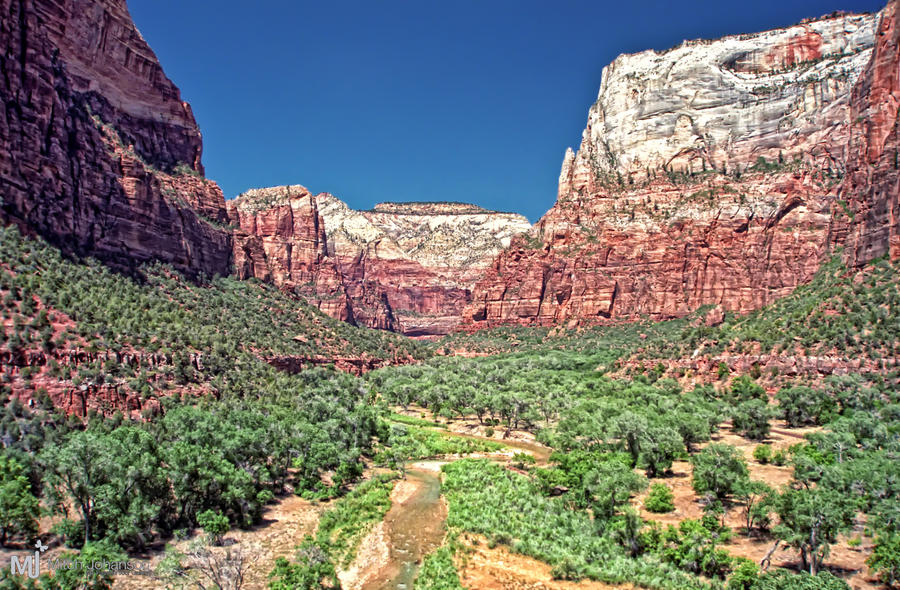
(0, 0, 232, 276)
(464, 9, 891, 329)
(830, 1, 900, 264)
(229, 187, 530, 336)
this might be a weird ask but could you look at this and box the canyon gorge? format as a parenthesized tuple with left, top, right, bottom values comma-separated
(2, 0, 898, 336)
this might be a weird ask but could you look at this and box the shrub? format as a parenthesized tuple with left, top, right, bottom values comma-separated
(753, 444, 772, 464)
(645, 483, 676, 513)
(753, 570, 849, 590)
(197, 510, 229, 546)
(867, 534, 900, 588)
(727, 559, 759, 590)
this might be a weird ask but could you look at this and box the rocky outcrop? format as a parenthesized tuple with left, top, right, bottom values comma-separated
(0, 0, 232, 276)
(230, 188, 530, 336)
(464, 9, 885, 329)
(227, 186, 353, 321)
(559, 12, 876, 195)
(831, 1, 900, 264)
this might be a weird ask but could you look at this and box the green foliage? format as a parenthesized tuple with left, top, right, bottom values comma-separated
(867, 534, 900, 588)
(729, 376, 767, 404)
(644, 483, 675, 513)
(196, 510, 229, 546)
(268, 536, 339, 590)
(776, 387, 837, 427)
(753, 444, 772, 464)
(752, 570, 849, 590)
(379, 424, 502, 464)
(441, 459, 712, 589)
(316, 474, 395, 567)
(774, 486, 857, 575)
(732, 400, 773, 441)
(534, 451, 646, 518)
(0, 224, 427, 394)
(727, 559, 759, 590)
(642, 518, 734, 578)
(735, 480, 774, 536)
(53, 539, 128, 590)
(0, 453, 39, 546)
(414, 545, 463, 590)
(691, 444, 749, 501)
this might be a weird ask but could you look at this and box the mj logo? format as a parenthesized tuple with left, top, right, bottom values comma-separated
(10, 540, 48, 579)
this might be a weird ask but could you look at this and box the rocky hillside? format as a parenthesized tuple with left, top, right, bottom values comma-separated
(229, 187, 530, 337)
(464, 6, 896, 329)
(0, 0, 233, 276)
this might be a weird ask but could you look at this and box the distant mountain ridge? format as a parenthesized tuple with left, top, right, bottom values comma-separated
(229, 186, 530, 337)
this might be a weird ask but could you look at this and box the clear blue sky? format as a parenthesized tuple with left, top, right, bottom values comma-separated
(129, 0, 885, 222)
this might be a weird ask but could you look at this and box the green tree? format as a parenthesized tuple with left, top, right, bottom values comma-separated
(729, 376, 766, 403)
(776, 386, 837, 427)
(642, 426, 683, 477)
(726, 559, 759, 590)
(582, 459, 647, 520)
(691, 444, 749, 502)
(774, 486, 856, 575)
(53, 539, 127, 590)
(197, 510, 230, 546)
(0, 453, 39, 546)
(40, 428, 169, 549)
(735, 480, 774, 536)
(612, 411, 649, 467)
(732, 400, 773, 441)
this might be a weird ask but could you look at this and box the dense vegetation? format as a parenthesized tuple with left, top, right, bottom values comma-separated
(0, 225, 428, 408)
(1, 225, 899, 590)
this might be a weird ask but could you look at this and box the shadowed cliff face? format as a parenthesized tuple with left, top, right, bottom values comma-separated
(228, 187, 531, 337)
(831, 0, 900, 265)
(0, 0, 232, 276)
(463, 6, 895, 330)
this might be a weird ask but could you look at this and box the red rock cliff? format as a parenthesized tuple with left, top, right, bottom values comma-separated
(229, 188, 530, 337)
(830, 1, 900, 264)
(464, 9, 888, 329)
(0, 0, 232, 275)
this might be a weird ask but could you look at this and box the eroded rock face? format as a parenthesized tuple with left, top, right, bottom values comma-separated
(227, 186, 354, 322)
(465, 9, 886, 329)
(831, 1, 900, 264)
(230, 188, 530, 336)
(0, 0, 232, 275)
(560, 11, 876, 196)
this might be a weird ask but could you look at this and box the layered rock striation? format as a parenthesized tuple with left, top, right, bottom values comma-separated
(229, 188, 530, 336)
(559, 12, 876, 195)
(465, 8, 891, 329)
(0, 0, 232, 276)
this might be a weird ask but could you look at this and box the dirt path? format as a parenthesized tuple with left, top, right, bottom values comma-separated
(112, 494, 322, 590)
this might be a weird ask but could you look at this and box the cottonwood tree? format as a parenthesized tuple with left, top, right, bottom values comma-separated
(774, 486, 856, 575)
(691, 444, 749, 502)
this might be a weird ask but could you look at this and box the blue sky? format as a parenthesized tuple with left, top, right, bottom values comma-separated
(129, 0, 885, 222)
